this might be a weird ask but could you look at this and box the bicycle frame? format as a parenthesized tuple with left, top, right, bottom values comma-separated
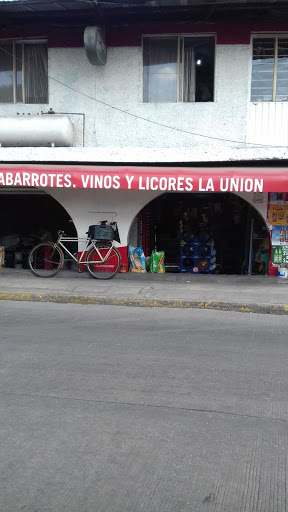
(55, 232, 114, 265)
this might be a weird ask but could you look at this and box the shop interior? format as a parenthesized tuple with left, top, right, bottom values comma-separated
(0, 190, 270, 274)
(0, 191, 77, 268)
(138, 192, 270, 275)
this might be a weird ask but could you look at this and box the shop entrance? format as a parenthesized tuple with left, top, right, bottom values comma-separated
(0, 188, 77, 269)
(137, 192, 270, 275)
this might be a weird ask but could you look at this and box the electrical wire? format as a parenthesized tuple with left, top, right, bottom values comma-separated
(1, 43, 288, 150)
(49, 75, 288, 149)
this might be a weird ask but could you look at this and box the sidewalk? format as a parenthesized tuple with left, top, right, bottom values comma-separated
(1, 268, 288, 314)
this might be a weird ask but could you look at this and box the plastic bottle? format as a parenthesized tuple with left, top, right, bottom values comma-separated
(275, 248, 279, 264)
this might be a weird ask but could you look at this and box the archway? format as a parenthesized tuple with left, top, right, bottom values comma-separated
(130, 192, 270, 275)
(0, 188, 77, 268)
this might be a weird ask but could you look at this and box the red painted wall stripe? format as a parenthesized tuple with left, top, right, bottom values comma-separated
(1, 23, 288, 47)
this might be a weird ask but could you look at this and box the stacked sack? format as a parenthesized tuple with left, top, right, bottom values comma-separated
(128, 246, 165, 273)
(150, 250, 165, 273)
(128, 246, 146, 273)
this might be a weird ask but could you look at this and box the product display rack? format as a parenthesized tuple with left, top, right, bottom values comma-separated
(179, 229, 216, 274)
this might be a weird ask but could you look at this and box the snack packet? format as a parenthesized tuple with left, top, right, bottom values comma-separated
(128, 245, 146, 273)
(150, 250, 165, 273)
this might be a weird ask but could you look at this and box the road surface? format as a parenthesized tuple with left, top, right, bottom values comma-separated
(0, 301, 287, 511)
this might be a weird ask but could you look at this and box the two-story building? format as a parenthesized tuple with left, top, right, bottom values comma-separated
(1, 0, 288, 274)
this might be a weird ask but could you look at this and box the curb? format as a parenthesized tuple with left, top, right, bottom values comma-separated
(0, 291, 288, 315)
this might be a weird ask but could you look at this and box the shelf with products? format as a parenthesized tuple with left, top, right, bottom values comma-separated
(179, 222, 216, 274)
(250, 216, 270, 275)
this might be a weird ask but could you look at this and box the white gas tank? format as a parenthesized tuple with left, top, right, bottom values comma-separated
(0, 115, 74, 147)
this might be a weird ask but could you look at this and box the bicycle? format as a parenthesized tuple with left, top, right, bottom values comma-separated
(29, 222, 121, 279)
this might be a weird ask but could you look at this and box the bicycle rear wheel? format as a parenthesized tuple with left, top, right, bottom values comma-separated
(29, 242, 64, 277)
(86, 244, 120, 279)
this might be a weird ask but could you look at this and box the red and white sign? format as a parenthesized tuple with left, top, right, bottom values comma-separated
(0, 164, 288, 192)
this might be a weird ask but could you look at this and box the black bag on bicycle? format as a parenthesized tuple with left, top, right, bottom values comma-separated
(88, 220, 120, 243)
(87, 224, 114, 241)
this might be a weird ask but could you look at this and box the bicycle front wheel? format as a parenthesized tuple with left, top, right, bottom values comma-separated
(86, 244, 120, 279)
(29, 242, 64, 277)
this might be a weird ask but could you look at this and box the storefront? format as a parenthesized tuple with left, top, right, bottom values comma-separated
(136, 192, 270, 275)
(0, 186, 77, 269)
(0, 163, 287, 276)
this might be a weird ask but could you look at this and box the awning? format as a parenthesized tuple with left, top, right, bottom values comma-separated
(0, 164, 288, 193)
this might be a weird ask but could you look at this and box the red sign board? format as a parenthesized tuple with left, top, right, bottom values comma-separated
(0, 164, 287, 192)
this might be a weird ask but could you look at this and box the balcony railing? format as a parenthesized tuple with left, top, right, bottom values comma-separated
(247, 102, 288, 147)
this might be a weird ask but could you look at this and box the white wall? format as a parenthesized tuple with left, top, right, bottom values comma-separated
(1, 42, 287, 162)
(46, 187, 160, 249)
(59, 43, 250, 150)
(0, 43, 252, 153)
(87, 44, 250, 149)
(45, 187, 269, 250)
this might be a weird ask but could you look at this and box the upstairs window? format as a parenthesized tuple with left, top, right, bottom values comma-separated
(143, 36, 215, 103)
(251, 37, 288, 102)
(0, 41, 48, 104)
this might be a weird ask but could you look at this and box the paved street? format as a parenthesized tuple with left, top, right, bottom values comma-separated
(0, 302, 287, 511)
